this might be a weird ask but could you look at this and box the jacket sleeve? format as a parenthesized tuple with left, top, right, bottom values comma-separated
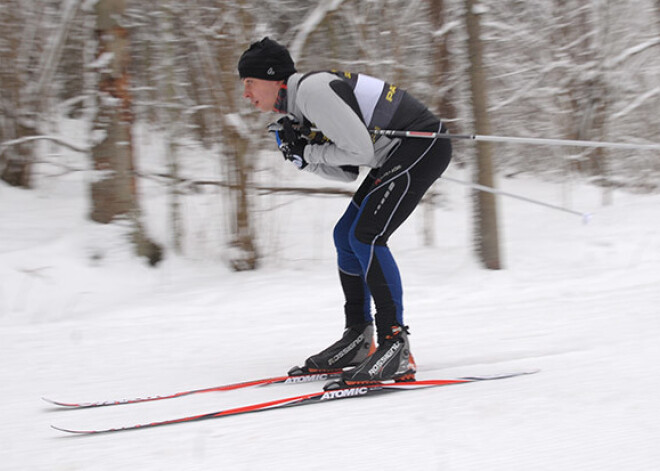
(296, 74, 375, 168)
(303, 163, 359, 182)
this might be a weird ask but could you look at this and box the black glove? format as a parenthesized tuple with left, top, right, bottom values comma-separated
(274, 117, 308, 169)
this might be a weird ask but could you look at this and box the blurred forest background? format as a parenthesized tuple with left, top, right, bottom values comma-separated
(1, 0, 659, 269)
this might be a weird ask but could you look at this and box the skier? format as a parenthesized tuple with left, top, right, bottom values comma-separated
(238, 37, 452, 385)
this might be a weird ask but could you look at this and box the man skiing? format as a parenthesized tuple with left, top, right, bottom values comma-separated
(238, 37, 452, 386)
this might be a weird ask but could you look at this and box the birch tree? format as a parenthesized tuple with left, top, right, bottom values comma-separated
(90, 0, 161, 265)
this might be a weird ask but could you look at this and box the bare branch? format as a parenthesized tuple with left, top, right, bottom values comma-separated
(138, 171, 354, 197)
(0, 135, 90, 157)
(289, 0, 347, 60)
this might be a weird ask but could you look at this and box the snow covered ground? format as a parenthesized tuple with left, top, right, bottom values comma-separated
(1, 148, 659, 470)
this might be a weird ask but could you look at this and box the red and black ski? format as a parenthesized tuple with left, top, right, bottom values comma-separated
(50, 371, 536, 434)
(43, 370, 343, 409)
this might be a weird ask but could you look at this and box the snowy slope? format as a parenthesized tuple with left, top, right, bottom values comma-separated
(1, 158, 660, 470)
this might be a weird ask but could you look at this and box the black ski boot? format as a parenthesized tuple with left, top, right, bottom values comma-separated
(289, 323, 376, 375)
(337, 325, 416, 386)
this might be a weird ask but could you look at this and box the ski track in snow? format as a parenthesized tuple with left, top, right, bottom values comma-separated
(1, 164, 660, 470)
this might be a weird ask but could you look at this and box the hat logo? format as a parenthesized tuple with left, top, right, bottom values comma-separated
(267, 67, 275, 76)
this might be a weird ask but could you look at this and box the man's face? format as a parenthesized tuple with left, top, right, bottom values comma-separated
(242, 78, 282, 112)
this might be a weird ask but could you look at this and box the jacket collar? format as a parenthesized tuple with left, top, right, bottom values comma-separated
(282, 73, 303, 116)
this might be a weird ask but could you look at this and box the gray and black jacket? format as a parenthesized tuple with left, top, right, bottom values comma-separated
(284, 71, 439, 182)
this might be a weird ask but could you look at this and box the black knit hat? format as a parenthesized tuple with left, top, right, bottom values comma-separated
(238, 37, 296, 81)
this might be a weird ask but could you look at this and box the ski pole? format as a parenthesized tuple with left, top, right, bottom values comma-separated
(441, 176, 592, 223)
(267, 122, 660, 151)
(372, 129, 660, 151)
(267, 122, 594, 221)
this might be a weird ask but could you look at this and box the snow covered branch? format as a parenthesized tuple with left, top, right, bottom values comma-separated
(289, 0, 346, 60)
(0, 136, 90, 157)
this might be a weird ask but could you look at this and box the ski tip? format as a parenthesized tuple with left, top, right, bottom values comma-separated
(43, 397, 81, 408)
(53, 424, 108, 435)
(51, 425, 84, 434)
(509, 368, 541, 377)
(42, 397, 65, 407)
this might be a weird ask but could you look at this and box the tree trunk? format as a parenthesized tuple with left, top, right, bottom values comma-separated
(90, 0, 134, 223)
(90, 0, 162, 265)
(0, 4, 33, 188)
(161, 8, 183, 254)
(1, 122, 34, 188)
(465, 0, 501, 270)
(428, 0, 459, 133)
(217, 42, 259, 271)
(420, 0, 456, 247)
